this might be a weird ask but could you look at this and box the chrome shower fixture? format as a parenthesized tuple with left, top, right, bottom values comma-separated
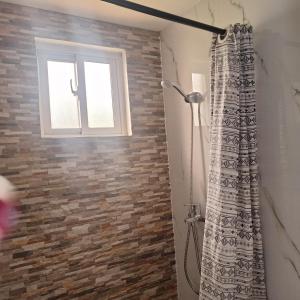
(183, 203, 204, 295)
(161, 80, 205, 104)
(184, 203, 205, 223)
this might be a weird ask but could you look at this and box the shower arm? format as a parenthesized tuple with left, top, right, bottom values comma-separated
(172, 85, 186, 98)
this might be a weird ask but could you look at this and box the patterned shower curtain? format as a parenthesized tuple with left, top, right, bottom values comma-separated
(199, 24, 267, 299)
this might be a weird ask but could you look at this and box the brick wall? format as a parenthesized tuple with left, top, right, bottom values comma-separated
(0, 2, 177, 299)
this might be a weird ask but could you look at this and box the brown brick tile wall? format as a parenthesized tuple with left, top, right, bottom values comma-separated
(0, 2, 177, 299)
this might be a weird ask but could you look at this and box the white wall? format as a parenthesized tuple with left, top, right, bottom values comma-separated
(161, 0, 300, 299)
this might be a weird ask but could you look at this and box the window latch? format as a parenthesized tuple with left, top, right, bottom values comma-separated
(70, 79, 78, 96)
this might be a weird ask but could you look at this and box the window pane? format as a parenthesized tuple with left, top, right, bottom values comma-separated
(84, 62, 114, 128)
(47, 61, 80, 129)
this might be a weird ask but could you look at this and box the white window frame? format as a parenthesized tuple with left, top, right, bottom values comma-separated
(36, 38, 132, 138)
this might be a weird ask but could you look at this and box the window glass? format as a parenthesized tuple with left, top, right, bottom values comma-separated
(47, 61, 80, 129)
(84, 62, 114, 128)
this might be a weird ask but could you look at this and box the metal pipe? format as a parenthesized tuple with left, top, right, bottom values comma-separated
(101, 0, 227, 36)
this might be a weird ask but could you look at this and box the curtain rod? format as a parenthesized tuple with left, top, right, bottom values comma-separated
(101, 0, 227, 36)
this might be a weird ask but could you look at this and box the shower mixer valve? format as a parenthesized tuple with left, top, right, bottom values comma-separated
(184, 204, 205, 223)
(185, 214, 205, 224)
(183, 203, 204, 295)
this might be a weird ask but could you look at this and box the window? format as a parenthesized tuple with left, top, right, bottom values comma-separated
(36, 38, 131, 137)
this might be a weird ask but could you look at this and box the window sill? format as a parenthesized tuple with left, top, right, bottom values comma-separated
(41, 132, 132, 139)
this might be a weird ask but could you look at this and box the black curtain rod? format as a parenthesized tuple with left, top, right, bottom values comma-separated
(101, 0, 226, 36)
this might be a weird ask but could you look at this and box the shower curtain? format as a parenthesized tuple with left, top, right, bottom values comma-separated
(199, 24, 267, 299)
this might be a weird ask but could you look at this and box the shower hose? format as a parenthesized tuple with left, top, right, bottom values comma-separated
(183, 102, 207, 295)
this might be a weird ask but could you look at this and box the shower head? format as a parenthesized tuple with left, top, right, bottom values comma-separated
(161, 80, 204, 104)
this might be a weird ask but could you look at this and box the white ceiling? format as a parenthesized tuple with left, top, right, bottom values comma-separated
(2, 0, 201, 31)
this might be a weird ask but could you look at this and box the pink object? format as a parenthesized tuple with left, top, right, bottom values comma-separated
(0, 176, 17, 240)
